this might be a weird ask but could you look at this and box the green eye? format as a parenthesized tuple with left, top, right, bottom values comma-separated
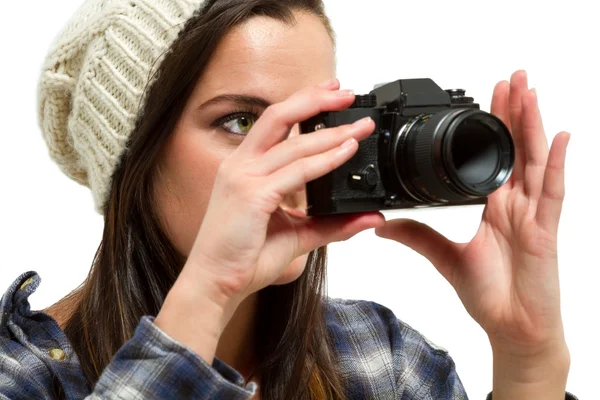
(222, 115, 256, 135)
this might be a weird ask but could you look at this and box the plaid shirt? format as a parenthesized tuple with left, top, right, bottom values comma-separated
(0, 271, 577, 399)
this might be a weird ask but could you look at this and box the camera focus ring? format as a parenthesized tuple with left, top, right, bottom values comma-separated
(407, 111, 470, 202)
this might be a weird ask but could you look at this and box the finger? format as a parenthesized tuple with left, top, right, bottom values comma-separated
(317, 77, 339, 89)
(491, 80, 511, 131)
(258, 116, 374, 175)
(490, 80, 513, 187)
(374, 219, 460, 284)
(521, 88, 549, 198)
(536, 132, 570, 234)
(239, 82, 355, 156)
(294, 212, 386, 256)
(508, 70, 529, 180)
(266, 135, 359, 195)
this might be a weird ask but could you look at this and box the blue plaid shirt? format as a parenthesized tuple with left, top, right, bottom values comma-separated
(0, 271, 577, 399)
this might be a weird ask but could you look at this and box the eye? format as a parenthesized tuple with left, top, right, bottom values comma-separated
(219, 113, 257, 136)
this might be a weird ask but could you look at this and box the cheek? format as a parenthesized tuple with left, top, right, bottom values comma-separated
(155, 131, 226, 257)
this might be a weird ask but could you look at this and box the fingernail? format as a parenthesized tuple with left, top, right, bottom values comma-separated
(335, 89, 354, 97)
(318, 78, 337, 87)
(352, 116, 372, 127)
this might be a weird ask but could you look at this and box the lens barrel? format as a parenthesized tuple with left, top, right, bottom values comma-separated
(393, 109, 514, 203)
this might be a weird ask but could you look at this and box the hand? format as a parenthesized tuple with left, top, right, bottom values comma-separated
(187, 78, 385, 303)
(374, 70, 571, 357)
(156, 79, 385, 363)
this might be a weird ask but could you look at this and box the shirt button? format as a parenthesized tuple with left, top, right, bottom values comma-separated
(19, 277, 34, 291)
(49, 348, 66, 361)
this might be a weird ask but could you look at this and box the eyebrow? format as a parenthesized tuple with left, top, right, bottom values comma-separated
(196, 94, 271, 112)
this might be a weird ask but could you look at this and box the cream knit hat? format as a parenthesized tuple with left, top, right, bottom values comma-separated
(38, 0, 205, 214)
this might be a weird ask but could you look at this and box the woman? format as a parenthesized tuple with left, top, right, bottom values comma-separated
(0, 0, 576, 399)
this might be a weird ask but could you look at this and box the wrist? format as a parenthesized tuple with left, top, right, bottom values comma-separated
(186, 246, 252, 301)
(176, 259, 243, 312)
(155, 265, 244, 364)
(490, 341, 570, 400)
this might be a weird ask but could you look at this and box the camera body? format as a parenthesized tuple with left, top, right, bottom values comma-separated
(299, 78, 514, 216)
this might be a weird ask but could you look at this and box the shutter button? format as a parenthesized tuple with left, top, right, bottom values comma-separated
(49, 348, 66, 361)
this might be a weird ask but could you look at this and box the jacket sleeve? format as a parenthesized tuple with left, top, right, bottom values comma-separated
(324, 298, 469, 400)
(0, 271, 255, 400)
(84, 316, 256, 399)
(386, 312, 468, 399)
(384, 304, 581, 400)
(0, 316, 256, 400)
(363, 301, 580, 400)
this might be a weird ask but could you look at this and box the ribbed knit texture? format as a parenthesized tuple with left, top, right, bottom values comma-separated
(37, 0, 205, 214)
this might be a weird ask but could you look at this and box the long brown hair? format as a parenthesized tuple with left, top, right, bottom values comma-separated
(55, 1, 346, 399)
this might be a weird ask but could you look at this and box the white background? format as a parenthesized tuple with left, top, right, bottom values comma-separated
(0, 1, 597, 399)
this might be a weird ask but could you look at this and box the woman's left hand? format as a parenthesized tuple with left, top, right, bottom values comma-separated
(374, 70, 571, 358)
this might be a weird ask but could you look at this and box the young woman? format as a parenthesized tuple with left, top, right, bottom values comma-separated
(0, 0, 576, 399)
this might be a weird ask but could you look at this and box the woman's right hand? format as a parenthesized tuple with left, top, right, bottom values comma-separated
(187, 78, 385, 303)
(155, 79, 385, 362)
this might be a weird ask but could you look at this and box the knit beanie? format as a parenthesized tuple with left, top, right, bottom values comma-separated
(37, 0, 205, 215)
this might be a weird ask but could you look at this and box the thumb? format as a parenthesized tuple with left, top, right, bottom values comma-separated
(374, 219, 460, 284)
(294, 212, 386, 255)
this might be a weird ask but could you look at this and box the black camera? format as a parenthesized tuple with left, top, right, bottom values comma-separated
(299, 78, 515, 216)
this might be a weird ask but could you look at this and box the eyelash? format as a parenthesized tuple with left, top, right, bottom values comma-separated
(212, 105, 261, 136)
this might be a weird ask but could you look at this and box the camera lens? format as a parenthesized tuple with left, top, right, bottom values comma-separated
(447, 113, 507, 192)
(393, 109, 514, 203)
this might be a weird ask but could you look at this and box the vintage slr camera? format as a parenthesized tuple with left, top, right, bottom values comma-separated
(299, 78, 515, 216)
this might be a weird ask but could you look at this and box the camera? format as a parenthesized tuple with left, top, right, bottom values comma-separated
(299, 78, 515, 216)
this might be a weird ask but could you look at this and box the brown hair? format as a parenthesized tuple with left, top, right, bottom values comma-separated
(54, 1, 346, 399)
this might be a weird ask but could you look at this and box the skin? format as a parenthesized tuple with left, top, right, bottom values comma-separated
(48, 10, 571, 400)
(375, 72, 572, 399)
(153, 11, 335, 379)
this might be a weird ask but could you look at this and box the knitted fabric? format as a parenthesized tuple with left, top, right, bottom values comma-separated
(37, 0, 205, 214)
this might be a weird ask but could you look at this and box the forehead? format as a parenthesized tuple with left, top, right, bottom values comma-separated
(195, 12, 335, 104)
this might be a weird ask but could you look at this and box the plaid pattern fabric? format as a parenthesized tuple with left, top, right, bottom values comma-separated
(0, 271, 577, 399)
